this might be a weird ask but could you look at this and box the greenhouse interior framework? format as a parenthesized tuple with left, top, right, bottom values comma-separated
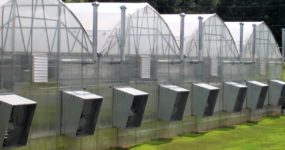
(0, 0, 283, 150)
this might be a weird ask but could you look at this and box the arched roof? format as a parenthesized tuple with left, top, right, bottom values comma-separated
(66, 3, 149, 32)
(0, 0, 93, 54)
(67, 2, 180, 56)
(225, 21, 281, 59)
(162, 14, 239, 59)
(162, 14, 214, 44)
(225, 22, 263, 51)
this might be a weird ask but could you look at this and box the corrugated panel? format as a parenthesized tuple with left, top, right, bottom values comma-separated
(140, 55, 151, 79)
(33, 56, 48, 83)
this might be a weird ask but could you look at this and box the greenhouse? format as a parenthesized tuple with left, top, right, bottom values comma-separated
(225, 21, 283, 81)
(162, 14, 241, 82)
(0, 0, 99, 149)
(0, 0, 284, 150)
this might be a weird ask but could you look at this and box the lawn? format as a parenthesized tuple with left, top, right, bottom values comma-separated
(129, 116, 285, 150)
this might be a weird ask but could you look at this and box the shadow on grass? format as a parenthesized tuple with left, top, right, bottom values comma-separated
(265, 115, 280, 120)
(109, 147, 129, 150)
(144, 138, 174, 145)
(215, 126, 236, 131)
(110, 145, 144, 150)
(244, 120, 259, 126)
(178, 131, 207, 138)
(109, 138, 173, 150)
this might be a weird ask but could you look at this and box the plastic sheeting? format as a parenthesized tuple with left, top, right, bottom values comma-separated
(162, 14, 242, 82)
(225, 22, 282, 80)
(225, 21, 282, 60)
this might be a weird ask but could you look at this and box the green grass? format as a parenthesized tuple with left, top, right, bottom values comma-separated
(129, 116, 285, 150)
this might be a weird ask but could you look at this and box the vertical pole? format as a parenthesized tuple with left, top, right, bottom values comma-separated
(282, 28, 285, 63)
(11, 0, 16, 88)
(57, 3, 62, 135)
(92, 1, 99, 60)
(120, 5, 127, 62)
(12, 0, 15, 54)
(252, 24, 257, 62)
(57, 5, 61, 88)
(1, 7, 3, 90)
(239, 22, 244, 61)
(179, 13, 185, 61)
(198, 16, 203, 61)
(30, 0, 35, 96)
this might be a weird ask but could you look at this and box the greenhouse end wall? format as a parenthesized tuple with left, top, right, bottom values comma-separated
(225, 21, 283, 81)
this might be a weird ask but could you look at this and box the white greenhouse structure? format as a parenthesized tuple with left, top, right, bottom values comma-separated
(225, 21, 283, 81)
(0, 0, 283, 150)
(162, 14, 241, 82)
(67, 3, 183, 83)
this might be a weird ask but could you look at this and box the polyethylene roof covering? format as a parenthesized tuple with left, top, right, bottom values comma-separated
(66, 3, 148, 31)
(162, 14, 213, 45)
(67, 2, 180, 56)
(225, 22, 281, 60)
(0, 0, 93, 54)
(162, 14, 239, 59)
(0, 0, 9, 7)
